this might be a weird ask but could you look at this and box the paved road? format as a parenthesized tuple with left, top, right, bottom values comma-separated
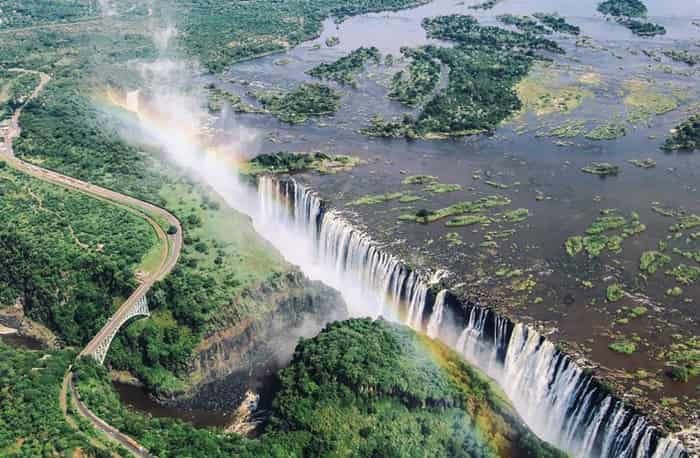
(3, 69, 182, 457)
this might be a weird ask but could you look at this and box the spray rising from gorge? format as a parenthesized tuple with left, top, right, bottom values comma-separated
(98, 22, 689, 458)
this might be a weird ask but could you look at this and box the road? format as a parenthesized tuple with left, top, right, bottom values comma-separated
(2, 69, 182, 457)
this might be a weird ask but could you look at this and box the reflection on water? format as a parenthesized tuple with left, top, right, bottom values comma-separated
(113, 381, 232, 428)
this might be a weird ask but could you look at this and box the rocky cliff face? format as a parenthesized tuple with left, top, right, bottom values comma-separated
(160, 269, 346, 412)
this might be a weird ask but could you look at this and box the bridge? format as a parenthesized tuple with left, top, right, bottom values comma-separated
(3, 68, 182, 455)
(81, 295, 150, 364)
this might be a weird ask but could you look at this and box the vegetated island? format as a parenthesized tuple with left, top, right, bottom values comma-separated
(662, 113, 699, 152)
(361, 14, 564, 139)
(250, 83, 341, 123)
(596, 0, 666, 37)
(71, 318, 567, 457)
(240, 151, 363, 176)
(307, 46, 381, 86)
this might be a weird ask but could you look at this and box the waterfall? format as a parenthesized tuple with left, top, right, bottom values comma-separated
(426, 290, 447, 338)
(254, 175, 688, 458)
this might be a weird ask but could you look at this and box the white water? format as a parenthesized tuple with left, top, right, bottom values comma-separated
(251, 175, 688, 458)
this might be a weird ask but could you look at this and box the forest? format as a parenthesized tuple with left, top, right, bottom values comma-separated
(73, 319, 566, 457)
(0, 168, 157, 346)
(177, 0, 430, 71)
(0, 71, 39, 120)
(0, 343, 125, 457)
(308, 46, 381, 86)
(388, 47, 441, 106)
(251, 83, 341, 123)
(0, 5, 289, 394)
(662, 114, 700, 152)
(364, 14, 560, 138)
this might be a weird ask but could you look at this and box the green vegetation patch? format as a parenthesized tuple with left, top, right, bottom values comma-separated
(497, 14, 551, 35)
(388, 47, 441, 106)
(366, 14, 564, 138)
(624, 80, 678, 125)
(670, 214, 700, 232)
(660, 335, 700, 382)
(0, 344, 109, 457)
(618, 19, 666, 37)
(446, 215, 493, 227)
(533, 13, 581, 35)
(206, 84, 262, 113)
(606, 283, 625, 302)
(662, 114, 699, 152)
(628, 158, 656, 169)
(0, 168, 157, 346)
(74, 319, 567, 457)
(350, 192, 404, 205)
(542, 119, 587, 138)
(500, 208, 530, 223)
(251, 83, 341, 123)
(640, 251, 671, 274)
(609, 340, 637, 354)
(597, 0, 647, 17)
(399, 195, 511, 224)
(0, 71, 40, 120)
(662, 50, 700, 66)
(402, 174, 437, 185)
(565, 210, 645, 258)
(516, 72, 592, 117)
(665, 264, 700, 285)
(424, 182, 462, 193)
(581, 162, 620, 176)
(242, 151, 361, 176)
(308, 46, 381, 86)
(585, 123, 627, 141)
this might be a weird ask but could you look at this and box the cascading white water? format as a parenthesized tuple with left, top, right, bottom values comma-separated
(254, 175, 688, 458)
(426, 290, 447, 338)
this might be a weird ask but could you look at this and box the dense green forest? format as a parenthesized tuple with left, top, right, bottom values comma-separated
(596, 0, 665, 36)
(0, 168, 157, 346)
(597, 0, 647, 17)
(251, 83, 341, 123)
(175, 0, 430, 71)
(365, 14, 559, 137)
(0, 343, 124, 457)
(308, 46, 381, 86)
(388, 47, 441, 106)
(0, 71, 39, 120)
(0, 0, 291, 394)
(74, 319, 565, 457)
(662, 114, 700, 151)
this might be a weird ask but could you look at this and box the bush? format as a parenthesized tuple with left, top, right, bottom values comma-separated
(669, 366, 689, 383)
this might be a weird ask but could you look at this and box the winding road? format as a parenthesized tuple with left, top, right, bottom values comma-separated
(2, 69, 182, 457)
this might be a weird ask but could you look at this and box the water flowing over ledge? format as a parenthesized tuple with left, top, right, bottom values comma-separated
(253, 174, 688, 458)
